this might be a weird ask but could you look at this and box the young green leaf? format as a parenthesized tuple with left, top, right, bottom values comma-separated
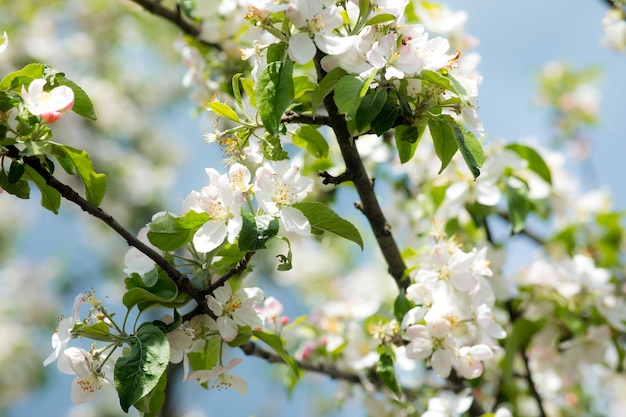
(261, 131, 289, 161)
(238, 211, 280, 251)
(333, 75, 364, 119)
(51, 144, 107, 206)
(0, 169, 30, 199)
(355, 89, 387, 133)
(133, 371, 167, 417)
(253, 330, 301, 380)
(505, 177, 530, 234)
(376, 351, 402, 398)
(311, 67, 347, 113)
(292, 125, 329, 158)
(54, 73, 97, 120)
(428, 115, 458, 174)
(395, 121, 426, 164)
(0, 63, 47, 90)
(364, 13, 397, 26)
(505, 143, 552, 184)
(23, 165, 61, 214)
(451, 124, 483, 179)
(114, 325, 169, 413)
(372, 101, 400, 136)
(292, 202, 363, 249)
(147, 211, 210, 252)
(123, 271, 190, 312)
(207, 101, 241, 123)
(256, 60, 294, 136)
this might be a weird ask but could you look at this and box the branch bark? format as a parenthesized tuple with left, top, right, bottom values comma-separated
(313, 50, 408, 290)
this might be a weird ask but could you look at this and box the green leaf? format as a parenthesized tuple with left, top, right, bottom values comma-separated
(261, 131, 289, 161)
(266, 42, 286, 63)
(23, 165, 61, 214)
(238, 211, 280, 251)
(292, 202, 363, 249)
(207, 101, 240, 123)
(123, 270, 190, 312)
(187, 336, 220, 375)
(51, 144, 107, 205)
(227, 325, 252, 347)
(355, 89, 387, 133)
(505, 177, 530, 234)
(420, 69, 467, 98)
(114, 325, 169, 413)
(133, 370, 167, 417)
(393, 292, 414, 322)
(505, 143, 552, 185)
(451, 124, 483, 179)
(395, 122, 426, 164)
(428, 115, 458, 174)
(253, 330, 301, 380)
(333, 75, 364, 119)
(293, 75, 316, 100)
(147, 211, 210, 252)
(292, 125, 329, 158)
(72, 321, 113, 342)
(312, 67, 347, 113)
(372, 102, 400, 136)
(0, 170, 30, 199)
(364, 13, 397, 26)
(376, 351, 402, 398)
(0, 63, 47, 90)
(8, 159, 25, 184)
(54, 73, 97, 120)
(256, 60, 294, 136)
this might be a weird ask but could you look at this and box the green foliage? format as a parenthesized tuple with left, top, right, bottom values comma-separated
(114, 325, 170, 413)
(505, 178, 530, 234)
(333, 75, 364, 119)
(395, 122, 426, 164)
(291, 125, 329, 158)
(207, 101, 241, 123)
(506, 143, 552, 184)
(256, 60, 294, 137)
(293, 202, 364, 249)
(54, 73, 97, 120)
(238, 211, 280, 251)
(72, 321, 113, 342)
(0, 63, 47, 90)
(51, 144, 106, 205)
(312, 67, 347, 113)
(355, 89, 387, 133)
(123, 270, 191, 312)
(23, 164, 61, 214)
(429, 115, 459, 175)
(147, 211, 211, 252)
(253, 329, 301, 380)
(376, 349, 402, 398)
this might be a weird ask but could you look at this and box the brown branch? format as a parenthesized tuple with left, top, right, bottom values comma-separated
(313, 50, 408, 290)
(203, 251, 255, 295)
(127, 0, 220, 49)
(317, 170, 353, 185)
(281, 110, 330, 126)
(12, 147, 208, 312)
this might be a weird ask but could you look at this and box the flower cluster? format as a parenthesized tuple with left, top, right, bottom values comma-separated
(403, 239, 504, 379)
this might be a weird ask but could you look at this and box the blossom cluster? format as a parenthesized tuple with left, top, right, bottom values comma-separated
(403, 239, 504, 379)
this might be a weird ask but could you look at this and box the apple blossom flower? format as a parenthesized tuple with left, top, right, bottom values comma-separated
(602, 9, 626, 52)
(57, 347, 110, 404)
(123, 225, 158, 275)
(185, 167, 247, 253)
(0, 31, 8, 55)
(454, 344, 493, 379)
(405, 317, 457, 377)
(366, 33, 423, 80)
(206, 281, 265, 342)
(21, 78, 74, 123)
(186, 358, 247, 394)
(162, 314, 218, 380)
(253, 160, 313, 236)
(285, 0, 354, 64)
(44, 293, 84, 367)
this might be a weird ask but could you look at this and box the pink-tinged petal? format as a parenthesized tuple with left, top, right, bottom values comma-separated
(289, 33, 316, 64)
(222, 373, 248, 394)
(217, 316, 238, 342)
(279, 206, 310, 236)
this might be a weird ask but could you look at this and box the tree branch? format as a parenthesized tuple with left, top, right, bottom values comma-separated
(313, 50, 408, 290)
(14, 147, 208, 313)
(127, 0, 220, 49)
(203, 251, 255, 295)
(317, 170, 353, 185)
(281, 110, 329, 126)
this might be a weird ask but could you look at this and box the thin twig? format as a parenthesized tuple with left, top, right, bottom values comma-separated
(204, 251, 255, 295)
(128, 0, 220, 49)
(281, 110, 330, 126)
(13, 147, 207, 312)
(317, 170, 353, 185)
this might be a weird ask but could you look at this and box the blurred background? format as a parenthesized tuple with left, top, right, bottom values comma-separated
(0, 0, 624, 416)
